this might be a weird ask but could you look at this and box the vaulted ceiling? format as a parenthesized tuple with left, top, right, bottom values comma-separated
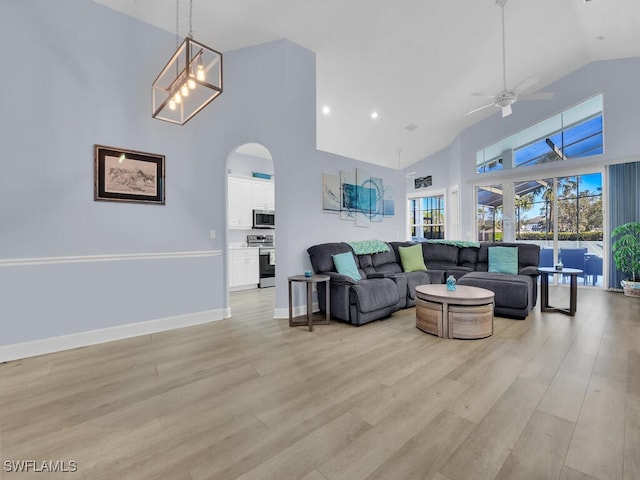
(95, 0, 640, 169)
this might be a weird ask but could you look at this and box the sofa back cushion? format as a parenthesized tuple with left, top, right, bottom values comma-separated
(458, 247, 479, 269)
(476, 242, 540, 273)
(371, 248, 402, 273)
(307, 242, 353, 273)
(421, 243, 459, 269)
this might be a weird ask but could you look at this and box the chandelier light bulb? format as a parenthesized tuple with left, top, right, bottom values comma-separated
(181, 84, 189, 97)
(187, 76, 196, 90)
(168, 99, 177, 110)
(174, 92, 182, 104)
(196, 64, 206, 82)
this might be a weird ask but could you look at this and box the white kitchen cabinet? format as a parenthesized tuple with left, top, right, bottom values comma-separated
(229, 247, 260, 289)
(228, 176, 274, 229)
(228, 176, 254, 229)
(252, 179, 275, 211)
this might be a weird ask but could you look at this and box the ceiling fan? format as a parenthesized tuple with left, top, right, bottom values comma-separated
(465, 0, 553, 118)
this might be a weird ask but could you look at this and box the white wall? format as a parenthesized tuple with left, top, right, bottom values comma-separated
(0, 0, 406, 358)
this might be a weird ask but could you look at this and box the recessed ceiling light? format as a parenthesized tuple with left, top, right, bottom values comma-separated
(371, 111, 379, 119)
(322, 105, 331, 115)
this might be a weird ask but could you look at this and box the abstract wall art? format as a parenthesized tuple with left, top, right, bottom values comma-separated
(322, 168, 395, 227)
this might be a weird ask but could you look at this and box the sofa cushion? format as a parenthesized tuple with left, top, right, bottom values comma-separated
(402, 271, 432, 300)
(458, 272, 531, 310)
(333, 252, 362, 281)
(350, 278, 399, 313)
(421, 243, 459, 270)
(308, 242, 353, 273)
(371, 249, 402, 272)
(488, 246, 519, 275)
(398, 244, 428, 272)
(477, 242, 540, 272)
(458, 247, 479, 269)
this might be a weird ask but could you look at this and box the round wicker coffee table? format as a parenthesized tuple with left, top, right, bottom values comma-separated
(415, 284, 495, 339)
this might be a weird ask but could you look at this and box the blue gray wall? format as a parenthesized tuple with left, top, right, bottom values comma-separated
(0, 0, 406, 356)
(407, 57, 640, 239)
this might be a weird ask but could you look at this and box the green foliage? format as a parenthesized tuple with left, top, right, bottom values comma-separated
(517, 231, 603, 241)
(611, 222, 640, 282)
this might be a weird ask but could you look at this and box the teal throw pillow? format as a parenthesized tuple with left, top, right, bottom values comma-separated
(488, 246, 519, 275)
(398, 244, 428, 272)
(332, 252, 362, 281)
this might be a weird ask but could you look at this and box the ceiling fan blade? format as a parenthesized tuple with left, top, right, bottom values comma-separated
(470, 92, 497, 99)
(519, 92, 555, 101)
(501, 104, 513, 117)
(512, 77, 538, 94)
(464, 103, 496, 116)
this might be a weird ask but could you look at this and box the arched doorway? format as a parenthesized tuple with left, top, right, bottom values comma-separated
(226, 143, 275, 318)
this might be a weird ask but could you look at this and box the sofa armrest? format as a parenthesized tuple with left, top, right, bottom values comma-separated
(323, 272, 359, 285)
(367, 271, 396, 279)
(519, 266, 540, 276)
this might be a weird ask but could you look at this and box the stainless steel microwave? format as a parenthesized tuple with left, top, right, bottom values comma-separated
(253, 209, 275, 229)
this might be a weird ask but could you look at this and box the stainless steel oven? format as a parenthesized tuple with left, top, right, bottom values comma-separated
(252, 209, 275, 229)
(247, 235, 275, 288)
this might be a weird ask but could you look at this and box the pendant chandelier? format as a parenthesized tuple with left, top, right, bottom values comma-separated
(152, 0, 223, 125)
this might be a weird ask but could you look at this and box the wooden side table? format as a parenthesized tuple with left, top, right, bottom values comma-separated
(538, 267, 583, 316)
(288, 274, 330, 331)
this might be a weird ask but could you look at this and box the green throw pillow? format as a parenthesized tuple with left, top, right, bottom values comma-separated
(398, 244, 428, 272)
(332, 252, 362, 281)
(488, 246, 519, 275)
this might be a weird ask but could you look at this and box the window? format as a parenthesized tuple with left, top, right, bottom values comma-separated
(476, 185, 503, 242)
(476, 95, 604, 174)
(410, 195, 445, 240)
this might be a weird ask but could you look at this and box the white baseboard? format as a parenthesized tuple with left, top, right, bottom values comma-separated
(274, 302, 319, 319)
(0, 309, 226, 363)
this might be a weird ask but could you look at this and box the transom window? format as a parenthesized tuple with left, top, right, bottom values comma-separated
(476, 94, 604, 174)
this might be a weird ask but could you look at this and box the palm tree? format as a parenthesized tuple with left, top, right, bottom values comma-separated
(515, 193, 534, 238)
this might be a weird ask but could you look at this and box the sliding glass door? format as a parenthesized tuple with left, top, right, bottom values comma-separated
(478, 172, 603, 286)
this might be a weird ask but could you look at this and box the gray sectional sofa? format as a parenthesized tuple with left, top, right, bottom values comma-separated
(307, 241, 540, 325)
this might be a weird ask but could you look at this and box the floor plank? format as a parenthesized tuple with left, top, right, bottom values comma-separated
(494, 410, 575, 480)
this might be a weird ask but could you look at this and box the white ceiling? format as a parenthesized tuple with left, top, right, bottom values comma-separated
(95, 0, 640, 169)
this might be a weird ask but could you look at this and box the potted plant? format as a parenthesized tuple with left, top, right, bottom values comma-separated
(611, 221, 640, 297)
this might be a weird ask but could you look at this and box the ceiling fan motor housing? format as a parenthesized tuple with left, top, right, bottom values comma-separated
(495, 93, 517, 108)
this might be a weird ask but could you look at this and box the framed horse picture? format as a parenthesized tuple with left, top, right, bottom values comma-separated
(94, 145, 165, 204)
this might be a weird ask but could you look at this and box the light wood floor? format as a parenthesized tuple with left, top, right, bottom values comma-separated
(1, 286, 638, 480)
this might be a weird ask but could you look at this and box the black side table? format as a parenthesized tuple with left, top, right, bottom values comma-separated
(538, 267, 583, 316)
(288, 274, 330, 331)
